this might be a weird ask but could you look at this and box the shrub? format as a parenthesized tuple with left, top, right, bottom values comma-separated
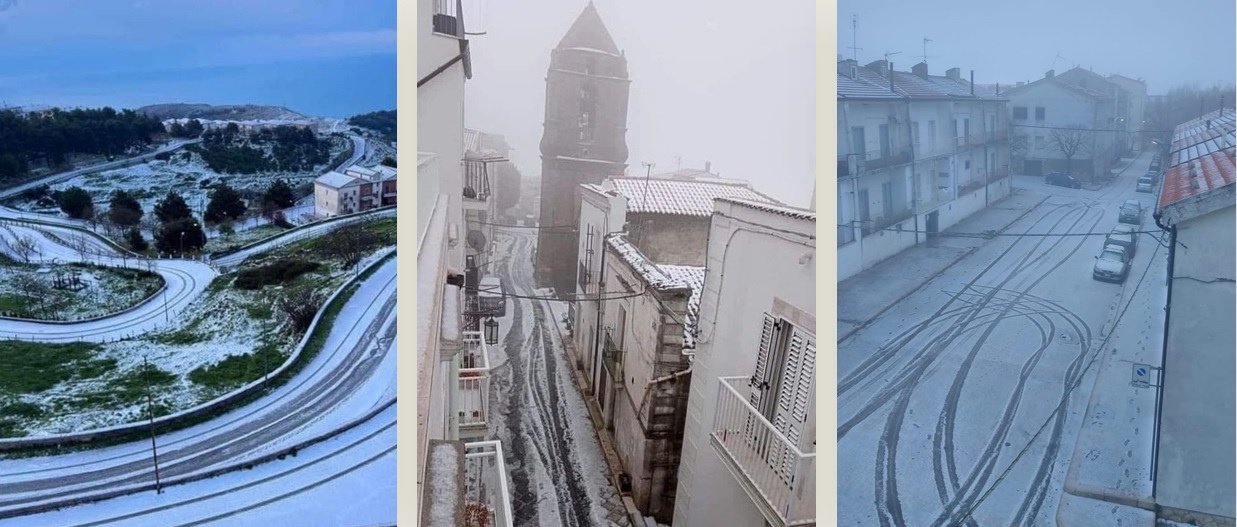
(233, 259, 320, 290)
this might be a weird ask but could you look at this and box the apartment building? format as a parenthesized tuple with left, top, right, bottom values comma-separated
(674, 198, 816, 527)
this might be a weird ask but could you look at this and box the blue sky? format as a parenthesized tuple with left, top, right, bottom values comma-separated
(0, 0, 395, 117)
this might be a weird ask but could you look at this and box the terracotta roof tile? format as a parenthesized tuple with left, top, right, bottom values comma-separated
(605, 177, 778, 216)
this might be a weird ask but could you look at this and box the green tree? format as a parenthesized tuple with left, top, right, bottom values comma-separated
(126, 228, 148, 252)
(56, 186, 94, 219)
(262, 179, 296, 213)
(154, 191, 193, 223)
(205, 183, 247, 224)
(381, 156, 396, 168)
(155, 219, 205, 254)
(108, 189, 144, 226)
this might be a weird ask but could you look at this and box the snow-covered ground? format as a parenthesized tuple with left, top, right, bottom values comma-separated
(211, 208, 395, 269)
(0, 256, 399, 520)
(0, 260, 161, 322)
(837, 153, 1170, 526)
(487, 228, 627, 527)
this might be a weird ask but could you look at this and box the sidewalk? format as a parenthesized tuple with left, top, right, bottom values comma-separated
(1057, 231, 1169, 526)
(837, 188, 1050, 342)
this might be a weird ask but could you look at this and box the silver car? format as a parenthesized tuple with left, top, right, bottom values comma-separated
(1136, 176, 1154, 193)
(1093, 244, 1130, 283)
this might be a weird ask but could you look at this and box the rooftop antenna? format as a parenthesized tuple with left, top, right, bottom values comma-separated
(884, 50, 902, 64)
(1050, 52, 1066, 72)
(847, 14, 863, 62)
(640, 162, 655, 209)
(920, 38, 938, 65)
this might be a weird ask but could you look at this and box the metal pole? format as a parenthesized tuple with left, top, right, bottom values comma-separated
(143, 356, 163, 494)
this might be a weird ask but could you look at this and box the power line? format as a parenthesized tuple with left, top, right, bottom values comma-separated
(836, 223, 1168, 240)
(955, 233, 1165, 525)
(1010, 123, 1172, 134)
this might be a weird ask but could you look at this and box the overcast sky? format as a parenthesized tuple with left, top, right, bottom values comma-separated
(835, 0, 1236, 94)
(463, 0, 817, 209)
(0, 0, 395, 117)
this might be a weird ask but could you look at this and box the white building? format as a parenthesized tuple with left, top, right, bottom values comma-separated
(674, 198, 816, 527)
(416, 0, 513, 525)
(313, 166, 397, 218)
(837, 59, 1011, 281)
(1106, 74, 1148, 152)
(1003, 69, 1118, 179)
(1151, 108, 1236, 526)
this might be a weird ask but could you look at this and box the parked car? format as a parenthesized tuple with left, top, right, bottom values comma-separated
(1137, 176, 1155, 193)
(1105, 225, 1138, 258)
(1046, 172, 1082, 189)
(1093, 244, 1131, 283)
(1145, 169, 1161, 182)
(1119, 200, 1143, 225)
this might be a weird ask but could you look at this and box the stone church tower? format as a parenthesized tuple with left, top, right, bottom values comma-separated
(535, 1, 630, 294)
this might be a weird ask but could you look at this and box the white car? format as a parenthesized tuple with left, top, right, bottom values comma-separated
(1136, 176, 1154, 193)
(1093, 244, 1130, 283)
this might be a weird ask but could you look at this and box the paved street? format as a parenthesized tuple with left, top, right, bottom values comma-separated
(838, 153, 1169, 526)
(488, 228, 631, 527)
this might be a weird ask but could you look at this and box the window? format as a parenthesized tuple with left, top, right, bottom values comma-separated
(878, 124, 891, 158)
(747, 314, 817, 482)
(928, 120, 937, 149)
(881, 182, 893, 216)
(1035, 135, 1045, 150)
(965, 160, 971, 169)
(1013, 107, 1028, 120)
(851, 126, 866, 156)
(578, 112, 593, 142)
(911, 121, 920, 147)
(1035, 107, 1045, 120)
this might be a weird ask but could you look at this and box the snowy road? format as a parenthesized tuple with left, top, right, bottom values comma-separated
(489, 228, 622, 527)
(837, 162, 1168, 526)
(0, 221, 216, 342)
(0, 257, 398, 522)
(211, 207, 395, 269)
(0, 139, 201, 201)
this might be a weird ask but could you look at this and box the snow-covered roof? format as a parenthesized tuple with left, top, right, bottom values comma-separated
(315, 171, 362, 189)
(463, 129, 482, 153)
(346, 165, 378, 178)
(1158, 108, 1236, 222)
(373, 165, 398, 181)
(658, 264, 705, 349)
(605, 177, 779, 216)
(719, 197, 817, 221)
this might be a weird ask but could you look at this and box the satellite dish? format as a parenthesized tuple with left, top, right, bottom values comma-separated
(466, 229, 488, 251)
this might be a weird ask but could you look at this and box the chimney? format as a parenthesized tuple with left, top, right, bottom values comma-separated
(997, 83, 1001, 95)
(889, 62, 895, 93)
(1045, 69, 1055, 79)
(837, 59, 859, 79)
(946, 68, 961, 82)
(970, 70, 974, 95)
(865, 60, 889, 77)
(704, 161, 712, 173)
(912, 62, 928, 79)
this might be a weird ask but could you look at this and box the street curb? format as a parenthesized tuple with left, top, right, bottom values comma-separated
(544, 307, 644, 527)
(838, 191, 1051, 343)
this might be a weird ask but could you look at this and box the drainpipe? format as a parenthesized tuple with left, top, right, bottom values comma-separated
(593, 220, 609, 395)
(1150, 210, 1175, 496)
(645, 367, 692, 388)
(905, 97, 919, 245)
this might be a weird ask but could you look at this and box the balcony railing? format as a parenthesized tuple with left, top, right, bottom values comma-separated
(432, 0, 465, 37)
(463, 159, 491, 201)
(464, 441, 514, 527)
(458, 331, 491, 433)
(603, 332, 623, 382)
(838, 148, 912, 176)
(710, 377, 815, 527)
(862, 208, 914, 237)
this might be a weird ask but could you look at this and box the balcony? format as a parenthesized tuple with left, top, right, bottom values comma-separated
(602, 332, 623, 383)
(710, 377, 815, 527)
(432, 0, 465, 38)
(464, 441, 515, 527)
(463, 159, 492, 204)
(457, 330, 491, 438)
(862, 208, 914, 237)
(421, 440, 514, 527)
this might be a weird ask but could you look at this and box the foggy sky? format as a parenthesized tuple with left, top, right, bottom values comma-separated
(462, 0, 817, 209)
(836, 0, 1236, 94)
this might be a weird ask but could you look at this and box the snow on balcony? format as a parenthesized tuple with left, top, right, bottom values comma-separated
(464, 440, 514, 527)
(458, 330, 491, 437)
(710, 377, 815, 527)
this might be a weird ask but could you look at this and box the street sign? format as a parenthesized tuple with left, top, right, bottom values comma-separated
(1131, 362, 1155, 389)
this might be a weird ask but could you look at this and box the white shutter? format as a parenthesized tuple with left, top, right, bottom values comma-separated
(771, 328, 816, 484)
(745, 313, 781, 448)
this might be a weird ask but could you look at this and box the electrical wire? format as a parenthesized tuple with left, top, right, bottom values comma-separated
(837, 223, 1168, 239)
(954, 236, 1164, 524)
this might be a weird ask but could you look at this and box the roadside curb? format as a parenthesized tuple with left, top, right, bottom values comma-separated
(545, 308, 643, 527)
(838, 191, 1051, 343)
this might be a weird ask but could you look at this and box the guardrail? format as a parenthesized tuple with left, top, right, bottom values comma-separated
(210, 205, 396, 261)
(463, 440, 515, 527)
(0, 248, 397, 452)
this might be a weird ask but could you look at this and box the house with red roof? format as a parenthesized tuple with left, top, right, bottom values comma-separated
(1150, 108, 1235, 526)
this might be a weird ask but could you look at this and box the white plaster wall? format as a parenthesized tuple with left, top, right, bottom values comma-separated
(1157, 206, 1237, 518)
(314, 185, 340, 217)
(418, 0, 467, 268)
(1008, 82, 1100, 161)
(674, 202, 816, 527)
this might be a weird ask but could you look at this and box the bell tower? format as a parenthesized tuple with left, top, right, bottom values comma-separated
(535, 1, 630, 294)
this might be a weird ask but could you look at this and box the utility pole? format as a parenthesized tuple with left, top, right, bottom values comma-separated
(143, 356, 163, 494)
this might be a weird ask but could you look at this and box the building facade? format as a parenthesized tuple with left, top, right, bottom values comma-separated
(535, 2, 631, 297)
(837, 59, 1011, 281)
(1152, 108, 1236, 526)
(1107, 74, 1149, 152)
(674, 198, 816, 527)
(416, 0, 513, 524)
(1004, 69, 1118, 180)
(313, 166, 397, 218)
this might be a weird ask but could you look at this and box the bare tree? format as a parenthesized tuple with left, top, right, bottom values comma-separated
(275, 286, 325, 334)
(1009, 131, 1030, 174)
(12, 235, 39, 264)
(11, 273, 50, 317)
(316, 221, 382, 269)
(1049, 127, 1093, 181)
